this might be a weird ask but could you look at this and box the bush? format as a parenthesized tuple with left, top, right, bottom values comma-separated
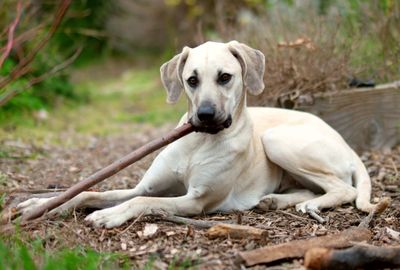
(0, 0, 112, 113)
(221, 0, 400, 106)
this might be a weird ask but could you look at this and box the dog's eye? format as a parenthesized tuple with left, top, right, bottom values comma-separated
(218, 73, 232, 85)
(187, 76, 199, 87)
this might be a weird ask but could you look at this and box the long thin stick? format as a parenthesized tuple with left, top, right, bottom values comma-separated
(22, 123, 195, 221)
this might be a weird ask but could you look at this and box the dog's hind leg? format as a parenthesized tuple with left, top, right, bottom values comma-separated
(262, 124, 360, 215)
(256, 189, 317, 210)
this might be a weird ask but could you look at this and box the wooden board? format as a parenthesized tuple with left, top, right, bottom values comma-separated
(278, 81, 400, 152)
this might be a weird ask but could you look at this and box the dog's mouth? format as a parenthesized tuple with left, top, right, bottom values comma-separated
(190, 115, 232, 134)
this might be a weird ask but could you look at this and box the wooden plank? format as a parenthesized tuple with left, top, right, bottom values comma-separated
(277, 81, 400, 152)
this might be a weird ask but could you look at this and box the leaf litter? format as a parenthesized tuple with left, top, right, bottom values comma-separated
(0, 125, 399, 269)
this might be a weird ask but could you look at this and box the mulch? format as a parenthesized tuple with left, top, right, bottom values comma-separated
(0, 126, 399, 269)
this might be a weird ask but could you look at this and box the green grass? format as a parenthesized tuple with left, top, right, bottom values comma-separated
(0, 235, 199, 270)
(0, 237, 132, 270)
(0, 65, 186, 146)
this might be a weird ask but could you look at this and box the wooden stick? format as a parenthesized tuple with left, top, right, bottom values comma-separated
(160, 215, 226, 229)
(304, 244, 400, 270)
(21, 123, 194, 221)
(237, 227, 372, 266)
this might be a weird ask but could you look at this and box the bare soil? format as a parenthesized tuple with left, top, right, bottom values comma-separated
(1, 126, 399, 269)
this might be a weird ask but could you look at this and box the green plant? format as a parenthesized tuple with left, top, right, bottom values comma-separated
(0, 237, 132, 270)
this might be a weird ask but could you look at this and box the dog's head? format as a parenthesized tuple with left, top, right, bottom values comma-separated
(160, 41, 265, 134)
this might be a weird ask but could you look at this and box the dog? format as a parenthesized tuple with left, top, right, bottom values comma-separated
(18, 41, 375, 228)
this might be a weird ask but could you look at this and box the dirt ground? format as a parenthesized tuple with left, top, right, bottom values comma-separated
(1, 124, 399, 269)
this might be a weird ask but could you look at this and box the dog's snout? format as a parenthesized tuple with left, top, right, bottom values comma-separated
(197, 102, 216, 122)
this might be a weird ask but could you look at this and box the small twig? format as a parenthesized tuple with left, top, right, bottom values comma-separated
(0, 188, 67, 194)
(308, 209, 326, 224)
(118, 211, 145, 235)
(159, 215, 225, 229)
(389, 158, 399, 178)
(276, 210, 310, 222)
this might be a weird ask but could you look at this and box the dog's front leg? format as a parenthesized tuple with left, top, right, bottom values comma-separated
(17, 147, 184, 217)
(84, 164, 233, 228)
(84, 188, 208, 228)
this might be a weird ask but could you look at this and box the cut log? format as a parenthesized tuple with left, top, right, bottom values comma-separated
(304, 244, 400, 270)
(206, 223, 268, 239)
(237, 227, 371, 266)
(277, 81, 400, 152)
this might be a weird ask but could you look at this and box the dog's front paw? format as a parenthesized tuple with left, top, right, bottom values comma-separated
(17, 197, 52, 216)
(256, 196, 278, 211)
(84, 206, 131, 228)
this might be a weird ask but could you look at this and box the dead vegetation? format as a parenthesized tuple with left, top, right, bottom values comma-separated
(218, 1, 400, 107)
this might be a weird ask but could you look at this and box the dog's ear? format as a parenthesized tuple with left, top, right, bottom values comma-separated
(228, 41, 265, 95)
(160, 47, 190, 104)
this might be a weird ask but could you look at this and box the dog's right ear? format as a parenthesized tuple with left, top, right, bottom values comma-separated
(160, 47, 190, 104)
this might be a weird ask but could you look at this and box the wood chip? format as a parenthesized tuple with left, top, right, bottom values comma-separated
(206, 223, 267, 240)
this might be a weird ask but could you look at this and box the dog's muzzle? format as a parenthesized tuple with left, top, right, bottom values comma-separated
(190, 115, 232, 134)
(189, 101, 232, 134)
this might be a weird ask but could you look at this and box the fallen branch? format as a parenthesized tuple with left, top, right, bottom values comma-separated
(21, 123, 195, 221)
(237, 227, 372, 266)
(206, 223, 268, 239)
(304, 244, 400, 270)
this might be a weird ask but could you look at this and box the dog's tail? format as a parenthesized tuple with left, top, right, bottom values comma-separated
(353, 151, 375, 213)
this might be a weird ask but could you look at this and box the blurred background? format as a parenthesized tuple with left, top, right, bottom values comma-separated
(0, 0, 399, 140)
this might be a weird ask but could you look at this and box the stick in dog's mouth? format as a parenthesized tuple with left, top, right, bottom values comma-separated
(190, 115, 232, 134)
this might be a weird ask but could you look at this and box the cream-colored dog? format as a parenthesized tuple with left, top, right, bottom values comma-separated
(18, 41, 374, 228)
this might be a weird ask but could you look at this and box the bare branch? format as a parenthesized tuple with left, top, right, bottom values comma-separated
(0, 47, 82, 107)
(0, 1, 23, 69)
(0, 0, 72, 90)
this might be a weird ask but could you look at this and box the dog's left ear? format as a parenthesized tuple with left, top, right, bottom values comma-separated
(228, 41, 265, 95)
(160, 47, 190, 104)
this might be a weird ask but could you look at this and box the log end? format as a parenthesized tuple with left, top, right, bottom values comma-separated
(304, 247, 332, 270)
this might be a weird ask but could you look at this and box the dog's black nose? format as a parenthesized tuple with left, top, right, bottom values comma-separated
(197, 102, 216, 122)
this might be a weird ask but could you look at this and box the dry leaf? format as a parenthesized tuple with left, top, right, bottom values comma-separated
(143, 223, 158, 237)
(386, 227, 400, 241)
